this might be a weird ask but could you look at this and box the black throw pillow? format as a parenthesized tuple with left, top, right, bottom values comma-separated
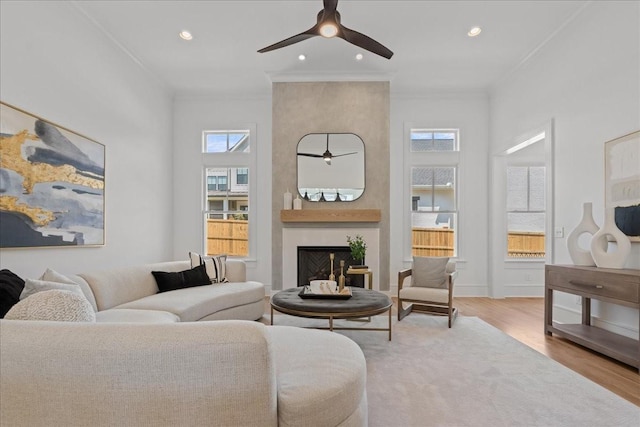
(0, 269, 26, 318)
(152, 264, 210, 293)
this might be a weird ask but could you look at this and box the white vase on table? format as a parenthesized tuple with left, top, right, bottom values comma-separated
(566, 202, 602, 266)
(590, 208, 631, 269)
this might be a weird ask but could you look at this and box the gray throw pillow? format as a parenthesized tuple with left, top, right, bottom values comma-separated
(411, 257, 450, 289)
(20, 278, 86, 301)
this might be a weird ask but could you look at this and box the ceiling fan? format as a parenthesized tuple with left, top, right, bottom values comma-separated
(297, 134, 357, 165)
(257, 0, 393, 60)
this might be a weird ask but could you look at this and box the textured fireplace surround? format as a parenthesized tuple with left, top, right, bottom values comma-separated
(282, 228, 380, 290)
(271, 81, 390, 291)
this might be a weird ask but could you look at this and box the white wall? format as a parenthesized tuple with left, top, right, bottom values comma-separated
(0, 2, 174, 278)
(390, 93, 491, 296)
(172, 96, 272, 288)
(490, 1, 640, 337)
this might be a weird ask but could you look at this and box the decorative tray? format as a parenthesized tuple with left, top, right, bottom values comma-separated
(299, 282, 352, 299)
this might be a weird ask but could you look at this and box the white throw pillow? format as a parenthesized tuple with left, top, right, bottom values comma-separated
(6, 290, 96, 322)
(189, 252, 229, 283)
(411, 257, 450, 289)
(20, 278, 86, 301)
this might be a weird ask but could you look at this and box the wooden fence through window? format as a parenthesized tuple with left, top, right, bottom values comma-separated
(207, 220, 545, 259)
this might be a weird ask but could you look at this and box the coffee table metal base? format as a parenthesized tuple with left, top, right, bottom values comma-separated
(270, 287, 392, 340)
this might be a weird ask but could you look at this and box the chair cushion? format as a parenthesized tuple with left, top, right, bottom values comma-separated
(411, 257, 449, 288)
(400, 286, 450, 304)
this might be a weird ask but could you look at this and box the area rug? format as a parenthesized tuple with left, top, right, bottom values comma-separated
(264, 314, 639, 426)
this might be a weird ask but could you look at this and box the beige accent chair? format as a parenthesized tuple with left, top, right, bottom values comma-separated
(397, 257, 458, 327)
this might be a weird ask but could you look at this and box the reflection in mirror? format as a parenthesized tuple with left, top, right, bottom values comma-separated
(297, 133, 365, 201)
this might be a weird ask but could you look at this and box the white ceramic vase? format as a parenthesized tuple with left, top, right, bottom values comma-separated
(590, 208, 631, 269)
(566, 202, 602, 266)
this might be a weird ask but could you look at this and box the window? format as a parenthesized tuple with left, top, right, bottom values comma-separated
(411, 167, 457, 257)
(411, 130, 457, 152)
(506, 166, 545, 258)
(202, 127, 254, 258)
(204, 131, 250, 153)
(407, 128, 460, 257)
(236, 168, 248, 185)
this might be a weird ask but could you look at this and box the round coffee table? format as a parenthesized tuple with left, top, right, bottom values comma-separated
(270, 287, 392, 340)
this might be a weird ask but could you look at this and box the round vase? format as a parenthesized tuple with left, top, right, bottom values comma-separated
(567, 202, 602, 266)
(590, 208, 631, 269)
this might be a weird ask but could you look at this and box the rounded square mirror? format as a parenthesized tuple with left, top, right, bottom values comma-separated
(297, 133, 365, 201)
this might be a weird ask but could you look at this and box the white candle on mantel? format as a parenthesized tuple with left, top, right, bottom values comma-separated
(284, 189, 293, 210)
(293, 195, 302, 210)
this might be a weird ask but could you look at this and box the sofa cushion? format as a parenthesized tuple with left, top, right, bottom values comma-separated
(79, 261, 192, 311)
(0, 269, 25, 318)
(5, 290, 96, 322)
(95, 309, 180, 323)
(152, 264, 210, 293)
(114, 281, 264, 322)
(189, 252, 229, 283)
(268, 326, 367, 427)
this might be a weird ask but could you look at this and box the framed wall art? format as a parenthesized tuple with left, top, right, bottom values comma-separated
(0, 102, 105, 248)
(605, 130, 640, 242)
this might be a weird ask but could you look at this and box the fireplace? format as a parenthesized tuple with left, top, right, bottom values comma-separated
(282, 227, 379, 290)
(297, 246, 364, 287)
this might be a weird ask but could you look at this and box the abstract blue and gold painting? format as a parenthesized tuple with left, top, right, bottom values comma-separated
(0, 102, 105, 248)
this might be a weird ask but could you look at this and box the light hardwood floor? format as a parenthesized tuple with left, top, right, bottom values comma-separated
(452, 297, 639, 407)
(265, 296, 639, 406)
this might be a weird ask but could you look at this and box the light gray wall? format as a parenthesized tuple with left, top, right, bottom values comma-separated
(390, 94, 490, 296)
(490, 1, 639, 337)
(272, 82, 390, 290)
(0, 2, 174, 278)
(172, 96, 273, 287)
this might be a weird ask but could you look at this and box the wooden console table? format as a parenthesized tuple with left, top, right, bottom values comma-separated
(545, 264, 639, 369)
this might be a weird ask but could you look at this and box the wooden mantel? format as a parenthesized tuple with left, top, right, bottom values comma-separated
(280, 209, 381, 223)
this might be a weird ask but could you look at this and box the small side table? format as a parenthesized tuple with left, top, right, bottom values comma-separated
(347, 268, 373, 290)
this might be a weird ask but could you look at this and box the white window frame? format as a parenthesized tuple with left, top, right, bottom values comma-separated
(201, 125, 257, 260)
(403, 124, 461, 261)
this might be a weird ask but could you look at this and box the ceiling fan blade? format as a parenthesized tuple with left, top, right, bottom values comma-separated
(339, 25, 394, 59)
(331, 152, 358, 158)
(258, 27, 318, 53)
(297, 152, 324, 158)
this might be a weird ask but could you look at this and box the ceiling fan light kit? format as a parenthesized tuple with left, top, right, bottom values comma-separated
(258, 0, 393, 59)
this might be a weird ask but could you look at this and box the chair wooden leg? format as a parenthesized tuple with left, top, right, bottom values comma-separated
(397, 300, 412, 321)
(448, 307, 458, 328)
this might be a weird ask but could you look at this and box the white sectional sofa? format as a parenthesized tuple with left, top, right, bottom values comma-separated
(0, 259, 368, 426)
(1, 320, 367, 426)
(69, 259, 265, 322)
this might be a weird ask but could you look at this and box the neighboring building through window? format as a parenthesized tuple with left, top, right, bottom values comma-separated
(409, 129, 459, 257)
(202, 130, 252, 257)
(506, 166, 545, 258)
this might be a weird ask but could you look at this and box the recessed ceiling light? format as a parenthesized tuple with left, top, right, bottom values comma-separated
(355, 53, 364, 61)
(298, 54, 306, 61)
(179, 30, 193, 41)
(467, 27, 482, 37)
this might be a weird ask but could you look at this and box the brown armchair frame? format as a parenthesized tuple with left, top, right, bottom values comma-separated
(397, 268, 458, 327)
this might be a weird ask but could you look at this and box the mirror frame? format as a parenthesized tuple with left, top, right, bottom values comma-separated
(296, 133, 366, 202)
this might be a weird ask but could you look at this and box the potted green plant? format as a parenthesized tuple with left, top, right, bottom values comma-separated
(347, 234, 367, 265)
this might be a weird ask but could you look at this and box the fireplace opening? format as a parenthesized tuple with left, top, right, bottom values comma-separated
(297, 246, 365, 287)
